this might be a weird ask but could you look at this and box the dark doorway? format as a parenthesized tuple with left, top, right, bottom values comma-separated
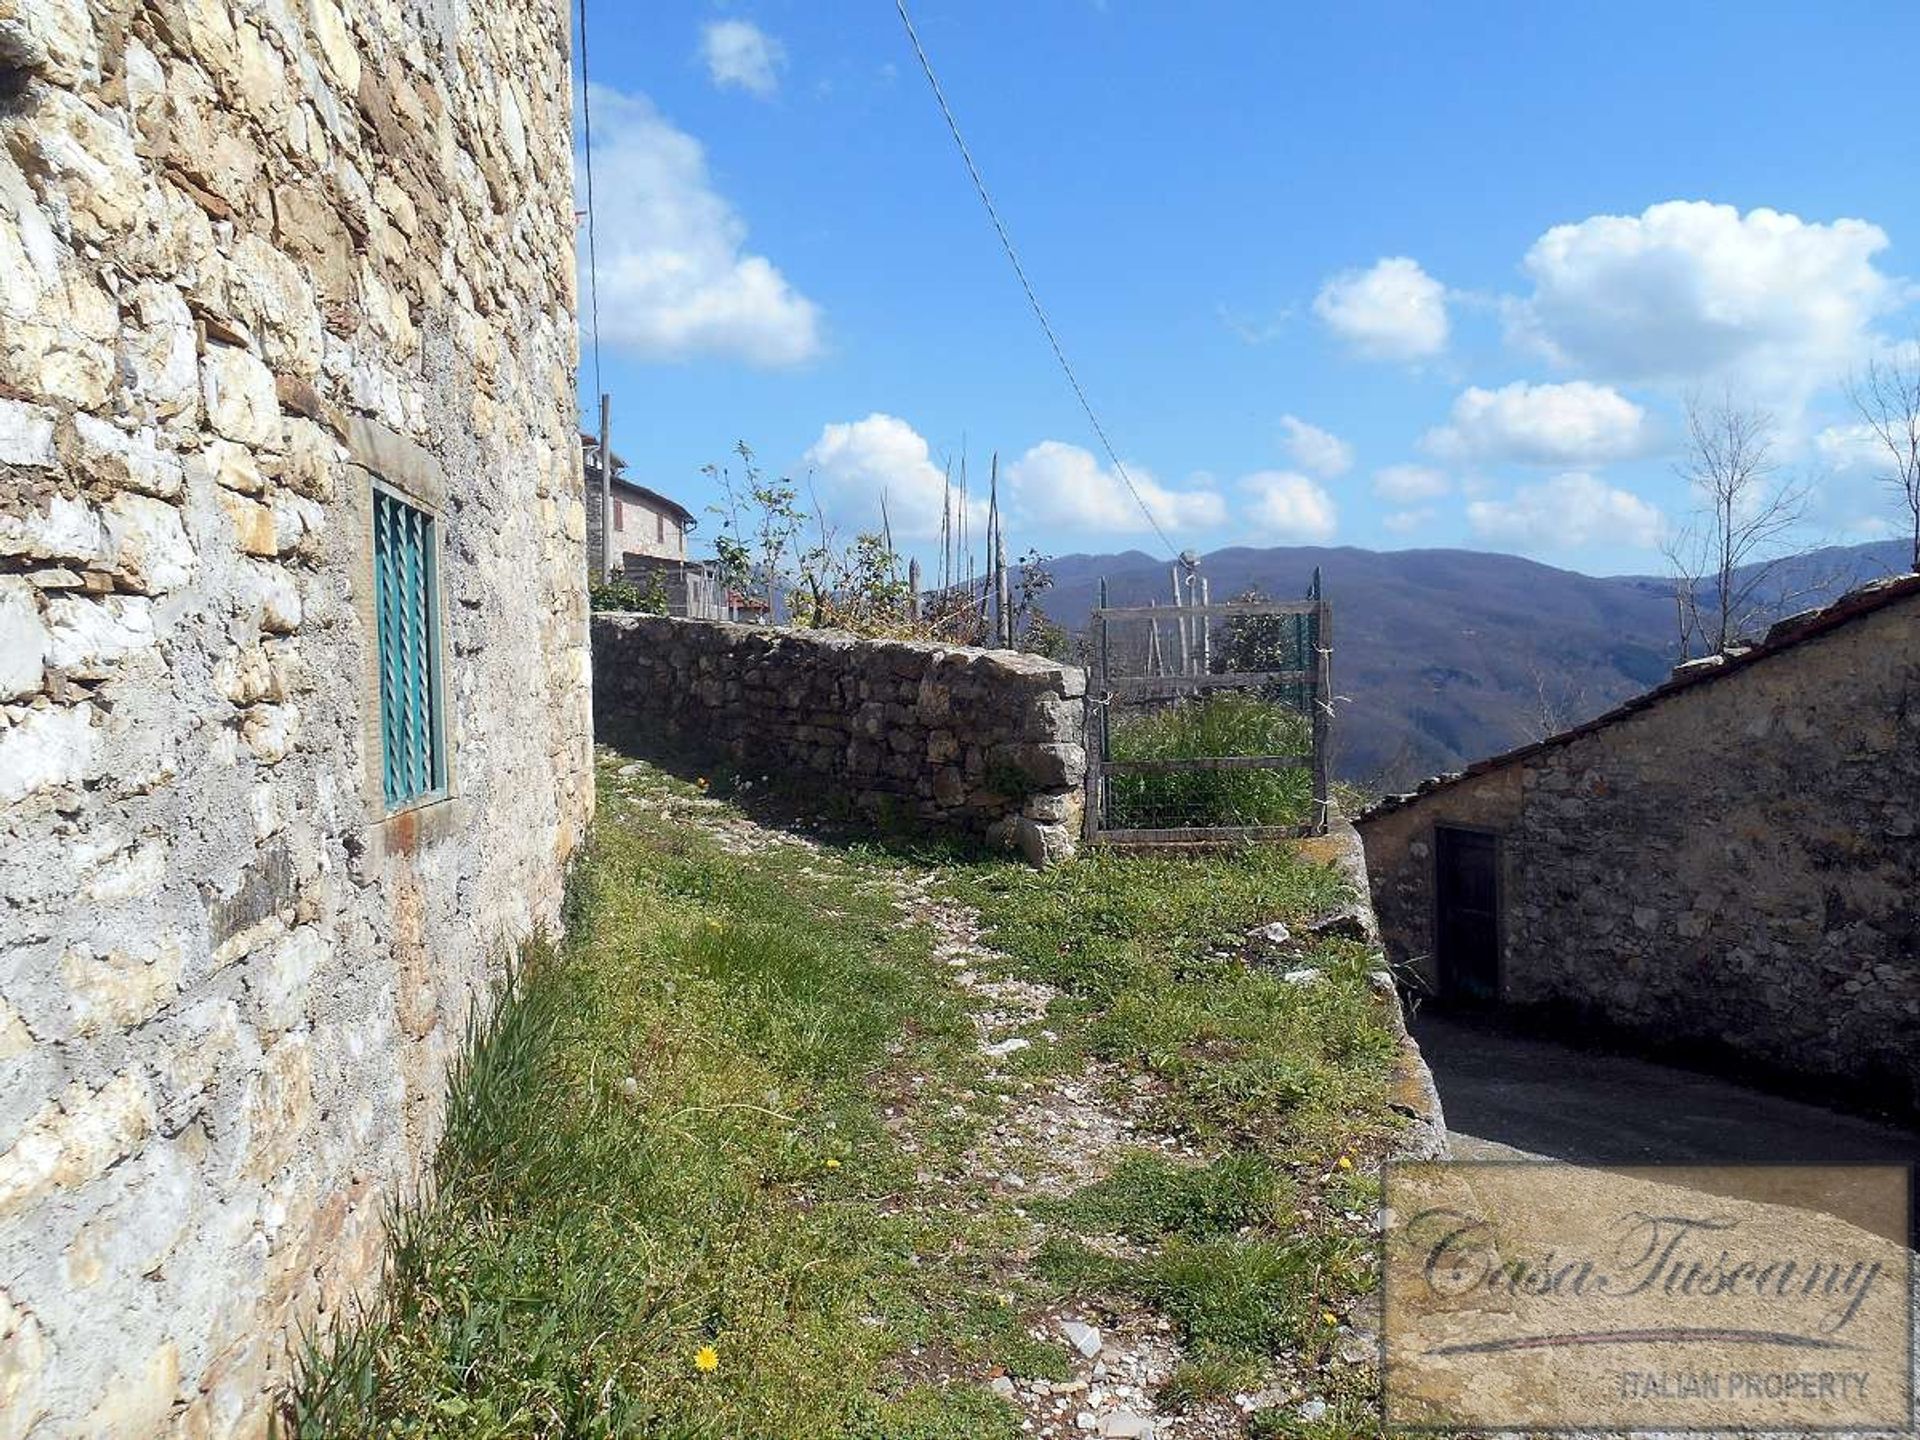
(1434, 827, 1500, 1005)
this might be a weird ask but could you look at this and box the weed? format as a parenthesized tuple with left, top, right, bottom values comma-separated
(1106, 693, 1313, 828)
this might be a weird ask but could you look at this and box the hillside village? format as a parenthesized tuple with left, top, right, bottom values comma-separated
(2, 2, 1918, 1438)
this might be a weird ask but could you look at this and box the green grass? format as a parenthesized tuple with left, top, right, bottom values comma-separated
(946, 841, 1401, 1433)
(946, 845, 1397, 1146)
(1105, 693, 1314, 829)
(287, 754, 1404, 1438)
(285, 762, 1034, 1439)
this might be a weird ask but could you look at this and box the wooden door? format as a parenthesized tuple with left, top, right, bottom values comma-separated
(1434, 826, 1500, 1005)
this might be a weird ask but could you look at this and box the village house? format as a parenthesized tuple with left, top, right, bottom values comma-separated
(581, 435, 752, 620)
(1357, 574, 1920, 1112)
(0, 0, 591, 1431)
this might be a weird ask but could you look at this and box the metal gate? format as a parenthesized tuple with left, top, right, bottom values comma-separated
(1086, 569, 1332, 844)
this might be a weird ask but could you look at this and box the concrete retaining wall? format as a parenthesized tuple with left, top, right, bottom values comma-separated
(593, 614, 1087, 864)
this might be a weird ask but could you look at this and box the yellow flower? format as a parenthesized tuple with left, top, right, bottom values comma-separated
(825, 1158, 841, 1170)
(694, 1345, 719, 1373)
(1336, 1155, 1353, 1171)
(1322, 1311, 1339, 1327)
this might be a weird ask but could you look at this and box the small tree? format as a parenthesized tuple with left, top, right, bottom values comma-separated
(703, 442, 802, 617)
(1846, 349, 1920, 573)
(1663, 393, 1811, 658)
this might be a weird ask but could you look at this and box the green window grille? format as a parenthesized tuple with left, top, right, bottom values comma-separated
(373, 488, 446, 809)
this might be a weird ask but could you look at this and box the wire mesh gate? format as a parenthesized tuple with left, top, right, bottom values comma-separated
(1086, 569, 1332, 843)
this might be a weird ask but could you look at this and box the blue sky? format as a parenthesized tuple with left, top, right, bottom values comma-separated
(574, 2, 1920, 577)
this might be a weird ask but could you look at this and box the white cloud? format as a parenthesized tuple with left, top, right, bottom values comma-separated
(1510, 201, 1900, 399)
(802, 414, 964, 540)
(1373, 463, 1451, 502)
(700, 20, 786, 97)
(1424, 380, 1653, 466)
(1004, 441, 1225, 535)
(1277, 415, 1353, 477)
(1381, 508, 1437, 534)
(1312, 257, 1448, 361)
(1466, 472, 1665, 551)
(1813, 421, 1887, 476)
(580, 86, 821, 366)
(1238, 471, 1337, 542)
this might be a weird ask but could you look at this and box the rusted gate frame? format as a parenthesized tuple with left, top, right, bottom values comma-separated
(1086, 576, 1333, 844)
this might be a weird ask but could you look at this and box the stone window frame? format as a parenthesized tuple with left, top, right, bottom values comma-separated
(344, 417, 462, 850)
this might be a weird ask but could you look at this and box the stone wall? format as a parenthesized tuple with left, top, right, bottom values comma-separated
(1358, 583, 1920, 1110)
(0, 0, 591, 1433)
(593, 614, 1087, 864)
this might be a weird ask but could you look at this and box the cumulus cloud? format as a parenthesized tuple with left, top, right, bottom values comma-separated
(1382, 508, 1437, 535)
(1277, 415, 1353, 477)
(802, 414, 964, 539)
(1510, 201, 1900, 398)
(701, 19, 786, 97)
(580, 86, 821, 366)
(1312, 257, 1448, 361)
(1005, 441, 1225, 534)
(1238, 471, 1337, 542)
(1423, 380, 1654, 466)
(1466, 472, 1664, 551)
(1373, 463, 1451, 503)
(1813, 421, 1887, 476)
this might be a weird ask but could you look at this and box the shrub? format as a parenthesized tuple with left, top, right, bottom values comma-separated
(1105, 693, 1312, 828)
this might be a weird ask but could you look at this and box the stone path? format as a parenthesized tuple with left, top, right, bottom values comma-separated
(624, 766, 1342, 1437)
(885, 873, 1303, 1440)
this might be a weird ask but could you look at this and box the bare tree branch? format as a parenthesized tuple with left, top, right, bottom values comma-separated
(1845, 347, 1920, 573)
(1667, 391, 1813, 657)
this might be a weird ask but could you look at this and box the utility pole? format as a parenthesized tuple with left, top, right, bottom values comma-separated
(596, 392, 612, 581)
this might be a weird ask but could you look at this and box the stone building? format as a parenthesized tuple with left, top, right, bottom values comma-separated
(0, 0, 591, 1433)
(1357, 575, 1920, 1111)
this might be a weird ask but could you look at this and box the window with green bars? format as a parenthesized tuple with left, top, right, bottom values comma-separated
(373, 488, 447, 809)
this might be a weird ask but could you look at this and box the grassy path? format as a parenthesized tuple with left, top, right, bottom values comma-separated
(288, 752, 1406, 1438)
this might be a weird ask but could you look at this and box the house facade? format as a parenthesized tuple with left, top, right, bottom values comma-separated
(1357, 575, 1920, 1112)
(582, 437, 695, 571)
(0, 0, 591, 1432)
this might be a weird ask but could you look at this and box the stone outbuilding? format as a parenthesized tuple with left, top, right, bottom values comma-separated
(0, 0, 591, 1432)
(1357, 575, 1920, 1111)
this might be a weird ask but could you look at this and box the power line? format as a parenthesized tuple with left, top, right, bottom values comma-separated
(893, 0, 1178, 561)
(577, 0, 603, 404)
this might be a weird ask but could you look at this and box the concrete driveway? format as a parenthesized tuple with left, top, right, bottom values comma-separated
(1411, 1009, 1920, 1168)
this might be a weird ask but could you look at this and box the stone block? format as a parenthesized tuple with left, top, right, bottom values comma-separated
(0, 578, 49, 699)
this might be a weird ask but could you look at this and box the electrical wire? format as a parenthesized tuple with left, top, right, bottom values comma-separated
(893, 0, 1178, 561)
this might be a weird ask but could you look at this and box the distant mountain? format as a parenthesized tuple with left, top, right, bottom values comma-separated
(1038, 539, 1910, 790)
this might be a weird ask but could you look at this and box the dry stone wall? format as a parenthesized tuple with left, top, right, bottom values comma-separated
(593, 614, 1087, 865)
(0, 0, 591, 1433)
(1359, 589, 1920, 1111)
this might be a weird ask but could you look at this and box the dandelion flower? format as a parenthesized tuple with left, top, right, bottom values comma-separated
(1322, 1311, 1339, 1327)
(825, 1158, 841, 1170)
(694, 1345, 719, 1373)
(1336, 1155, 1353, 1171)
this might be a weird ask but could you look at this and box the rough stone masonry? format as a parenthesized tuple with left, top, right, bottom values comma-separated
(1359, 577, 1920, 1113)
(593, 614, 1088, 865)
(0, 0, 592, 1433)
